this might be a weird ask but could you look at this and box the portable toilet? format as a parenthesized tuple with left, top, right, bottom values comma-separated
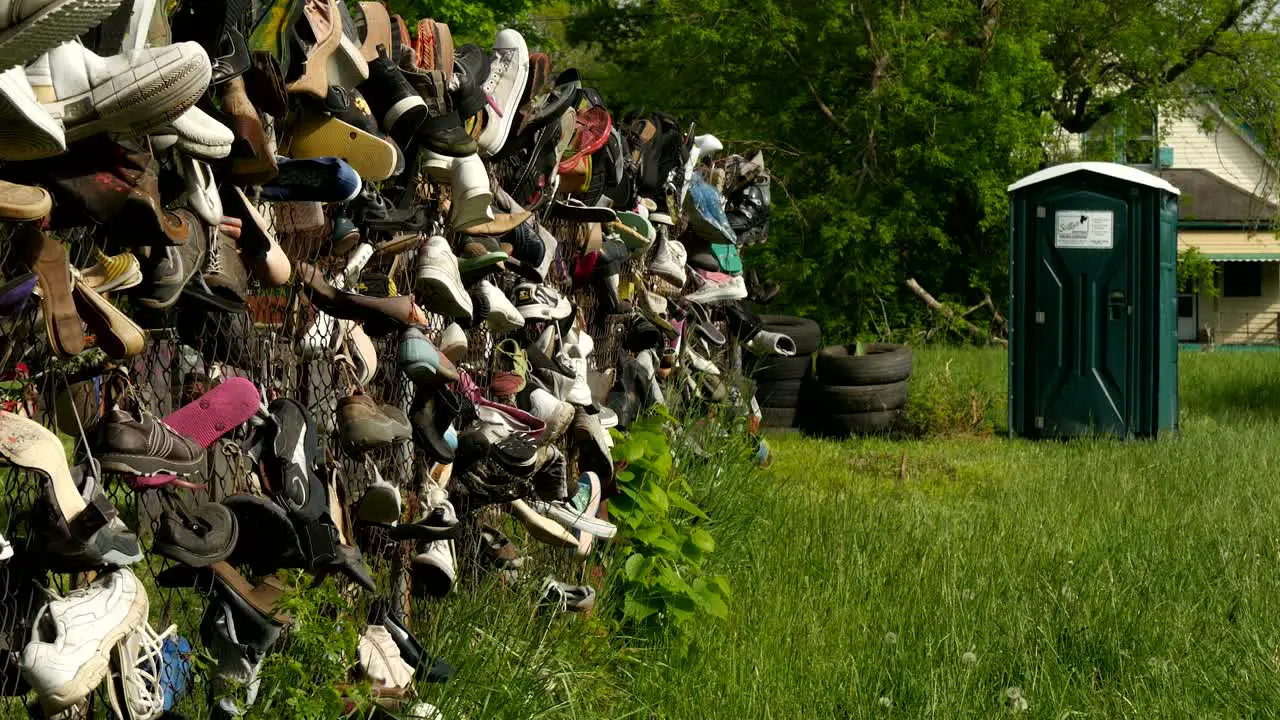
(1007, 161, 1180, 439)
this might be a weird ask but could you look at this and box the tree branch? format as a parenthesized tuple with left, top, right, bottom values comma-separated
(906, 278, 1009, 346)
(1058, 0, 1261, 132)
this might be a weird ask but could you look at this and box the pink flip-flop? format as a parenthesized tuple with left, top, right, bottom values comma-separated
(130, 377, 262, 490)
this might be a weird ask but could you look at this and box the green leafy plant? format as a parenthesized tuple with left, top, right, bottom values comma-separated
(607, 412, 730, 646)
(1178, 246, 1220, 297)
(246, 573, 369, 720)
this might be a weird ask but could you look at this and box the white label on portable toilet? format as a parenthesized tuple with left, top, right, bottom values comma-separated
(1054, 210, 1114, 249)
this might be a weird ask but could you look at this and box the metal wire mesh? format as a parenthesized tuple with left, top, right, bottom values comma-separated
(0, 148, 729, 717)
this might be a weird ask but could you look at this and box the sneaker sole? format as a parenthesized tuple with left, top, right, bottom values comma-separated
(63, 46, 213, 143)
(100, 453, 205, 477)
(38, 580, 147, 713)
(414, 270, 471, 319)
(0, 73, 64, 160)
(0, 0, 124, 70)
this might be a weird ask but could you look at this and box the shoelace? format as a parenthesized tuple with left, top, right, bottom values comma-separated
(120, 621, 177, 717)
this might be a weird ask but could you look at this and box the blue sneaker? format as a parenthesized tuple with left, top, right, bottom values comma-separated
(161, 635, 193, 710)
(261, 156, 362, 202)
(398, 326, 459, 384)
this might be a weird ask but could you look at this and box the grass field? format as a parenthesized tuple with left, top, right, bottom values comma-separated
(420, 347, 1280, 719)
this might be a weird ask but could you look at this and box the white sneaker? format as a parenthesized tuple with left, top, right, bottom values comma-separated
(358, 476, 402, 524)
(512, 282, 573, 321)
(525, 386, 574, 440)
(439, 322, 468, 363)
(528, 497, 617, 539)
(160, 106, 233, 161)
(480, 279, 524, 332)
(683, 345, 722, 375)
(358, 625, 414, 691)
(535, 225, 559, 282)
(450, 154, 493, 229)
(478, 29, 528, 156)
(649, 237, 687, 288)
(0, 0, 125, 70)
(26, 39, 211, 142)
(174, 153, 222, 226)
(21, 568, 149, 714)
(106, 618, 175, 720)
(744, 330, 797, 357)
(634, 349, 665, 405)
(0, 531, 11, 561)
(509, 499, 577, 547)
(412, 539, 456, 596)
(684, 273, 747, 305)
(562, 356, 594, 407)
(0, 65, 64, 160)
(414, 235, 473, 319)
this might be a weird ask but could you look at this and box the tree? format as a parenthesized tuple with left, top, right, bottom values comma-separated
(563, 0, 1280, 340)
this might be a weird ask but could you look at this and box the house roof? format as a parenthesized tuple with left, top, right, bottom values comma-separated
(1008, 161, 1180, 194)
(1156, 168, 1280, 224)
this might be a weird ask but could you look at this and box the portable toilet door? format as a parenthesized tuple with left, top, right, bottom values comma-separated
(1007, 162, 1180, 439)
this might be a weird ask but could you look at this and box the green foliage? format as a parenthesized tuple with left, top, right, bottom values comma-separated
(247, 573, 368, 720)
(564, 0, 1280, 340)
(607, 412, 729, 646)
(381, 0, 555, 44)
(1178, 246, 1221, 297)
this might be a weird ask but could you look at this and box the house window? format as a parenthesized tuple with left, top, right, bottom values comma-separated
(1081, 107, 1158, 166)
(1222, 262, 1263, 297)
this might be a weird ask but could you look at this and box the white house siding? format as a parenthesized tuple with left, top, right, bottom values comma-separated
(1161, 109, 1275, 201)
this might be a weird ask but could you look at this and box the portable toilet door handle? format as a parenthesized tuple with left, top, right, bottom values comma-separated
(1109, 290, 1127, 320)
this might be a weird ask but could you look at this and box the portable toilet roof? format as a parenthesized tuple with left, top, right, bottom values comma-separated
(1008, 161, 1181, 195)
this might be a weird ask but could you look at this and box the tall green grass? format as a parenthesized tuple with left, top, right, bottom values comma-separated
(411, 347, 1280, 719)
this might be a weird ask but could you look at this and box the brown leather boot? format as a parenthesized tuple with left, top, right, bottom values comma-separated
(222, 75, 277, 185)
(114, 142, 198, 247)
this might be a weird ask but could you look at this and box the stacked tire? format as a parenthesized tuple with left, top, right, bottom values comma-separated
(802, 343, 914, 437)
(749, 315, 821, 430)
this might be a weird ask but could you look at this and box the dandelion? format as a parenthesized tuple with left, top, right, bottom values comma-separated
(1005, 687, 1029, 713)
(878, 696, 893, 709)
(884, 632, 898, 646)
(961, 651, 978, 665)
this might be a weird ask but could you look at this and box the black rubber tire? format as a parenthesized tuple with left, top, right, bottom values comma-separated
(816, 380, 908, 413)
(804, 409, 903, 438)
(755, 379, 803, 408)
(757, 315, 821, 355)
(815, 344, 913, 385)
(759, 406, 798, 428)
(749, 353, 812, 382)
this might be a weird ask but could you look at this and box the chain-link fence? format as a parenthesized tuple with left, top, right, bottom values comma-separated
(0, 144, 743, 717)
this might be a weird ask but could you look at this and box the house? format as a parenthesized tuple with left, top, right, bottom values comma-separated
(1075, 102, 1280, 344)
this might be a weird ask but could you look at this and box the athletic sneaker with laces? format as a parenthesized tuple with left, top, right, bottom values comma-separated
(684, 271, 747, 305)
(413, 234, 472, 319)
(96, 406, 206, 477)
(479, 279, 523, 332)
(527, 486, 616, 540)
(20, 568, 149, 714)
(26, 39, 212, 142)
(540, 577, 596, 612)
(511, 281, 572, 321)
(477, 29, 527, 156)
(412, 539, 455, 598)
(649, 234, 687, 288)
(106, 617, 177, 720)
